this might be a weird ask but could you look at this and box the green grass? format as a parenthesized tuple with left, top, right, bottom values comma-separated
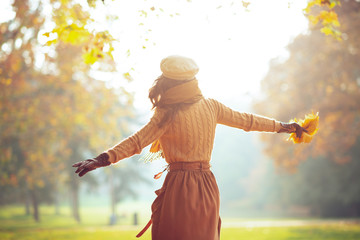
(1, 206, 360, 240)
(221, 225, 360, 240)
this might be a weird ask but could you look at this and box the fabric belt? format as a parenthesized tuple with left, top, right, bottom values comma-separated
(169, 161, 211, 171)
(136, 161, 211, 238)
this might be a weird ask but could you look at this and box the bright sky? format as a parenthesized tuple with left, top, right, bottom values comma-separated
(90, 0, 309, 110)
(1, 0, 309, 110)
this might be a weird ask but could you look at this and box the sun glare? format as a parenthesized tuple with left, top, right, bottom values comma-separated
(89, 0, 309, 109)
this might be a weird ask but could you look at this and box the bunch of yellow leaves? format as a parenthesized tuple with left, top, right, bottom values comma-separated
(288, 112, 319, 144)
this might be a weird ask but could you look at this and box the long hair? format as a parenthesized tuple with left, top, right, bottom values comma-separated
(148, 75, 192, 127)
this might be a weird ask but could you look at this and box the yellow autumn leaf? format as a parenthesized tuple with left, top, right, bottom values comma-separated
(308, 15, 319, 25)
(321, 26, 333, 35)
(67, 30, 81, 44)
(315, 0, 322, 6)
(56, 24, 91, 45)
(242, 1, 250, 8)
(288, 112, 319, 144)
(123, 72, 133, 81)
(320, 11, 338, 25)
(332, 19, 340, 27)
(45, 39, 58, 46)
(329, 2, 336, 9)
(82, 50, 98, 65)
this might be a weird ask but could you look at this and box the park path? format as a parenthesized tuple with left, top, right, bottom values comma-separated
(221, 219, 360, 228)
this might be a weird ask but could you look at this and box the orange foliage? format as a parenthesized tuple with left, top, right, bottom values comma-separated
(254, 1, 360, 171)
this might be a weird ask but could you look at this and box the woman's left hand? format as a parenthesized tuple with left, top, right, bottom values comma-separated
(278, 122, 307, 138)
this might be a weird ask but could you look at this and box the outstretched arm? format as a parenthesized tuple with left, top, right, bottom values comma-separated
(72, 108, 169, 177)
(209, 98, 306, 136)
(105, 108, 169, 164)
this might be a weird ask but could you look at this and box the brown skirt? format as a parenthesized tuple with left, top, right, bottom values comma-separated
(151, 161, 221, 240)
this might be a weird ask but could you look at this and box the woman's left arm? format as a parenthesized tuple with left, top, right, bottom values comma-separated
(210, 98, 281, 132)
(210, 98, 304, 135)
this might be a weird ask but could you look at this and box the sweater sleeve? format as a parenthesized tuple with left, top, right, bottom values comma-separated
(105, 109, 169, 163)
(209, 98, 282, 133)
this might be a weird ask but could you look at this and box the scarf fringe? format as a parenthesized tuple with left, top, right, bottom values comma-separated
(139, 150, 164, 163)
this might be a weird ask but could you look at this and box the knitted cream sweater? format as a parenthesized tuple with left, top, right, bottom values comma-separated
(106, 98, 281, 164)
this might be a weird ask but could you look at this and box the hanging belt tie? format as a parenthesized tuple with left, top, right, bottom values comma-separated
(136, 219, 152, 238)
(136, 165, 168, 238)
(154, 165, 169, 179)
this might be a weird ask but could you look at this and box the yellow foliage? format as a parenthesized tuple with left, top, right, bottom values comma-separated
(318, 10, 340, 28)
(82, 49, 99, 65)
(45, 39, 58, 46)
(43, 0, 116, 65)
(304, 0, 342, 40)
(123, 72, 133, 81)
(80, 31, 115, 64)
(1, 78, 12, 85)
(242, 1, 250, 8)
(288, 112, 319, 144)
(308, 15, 319, 25)
(321, 26, 333, 35)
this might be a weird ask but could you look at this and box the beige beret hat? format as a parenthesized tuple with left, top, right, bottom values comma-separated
(160, 55, 199, 81)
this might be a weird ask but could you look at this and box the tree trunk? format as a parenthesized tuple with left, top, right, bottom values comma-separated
(25, 187, 31, 215)
(110, 169, 116, 216)
(71, 179, 81, 223)
(25, 200, 31, 215)
(54, 190, 60, 215)
(30, 189, 40, 222)
(54, 182, 61, 215)
(109, 168, 117, 225)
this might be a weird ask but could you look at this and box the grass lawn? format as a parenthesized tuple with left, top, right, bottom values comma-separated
(1, 206, 360, 240)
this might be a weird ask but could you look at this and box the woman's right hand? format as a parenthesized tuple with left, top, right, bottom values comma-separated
(72, 153, 111, 177)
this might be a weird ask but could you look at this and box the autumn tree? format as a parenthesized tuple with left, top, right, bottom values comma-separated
(254, 0, 360, 216)
(0, 0, 53, 221)
(0, 0, 137, 222)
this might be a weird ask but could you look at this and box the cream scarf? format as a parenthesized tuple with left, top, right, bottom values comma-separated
(141, 79, 203, 164)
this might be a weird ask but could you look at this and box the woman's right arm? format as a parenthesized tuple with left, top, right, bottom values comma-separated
(105, 109, 169, 163)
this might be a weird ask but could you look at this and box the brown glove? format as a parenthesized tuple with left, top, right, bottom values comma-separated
(278, 122, 307, 138)
(72, 153, 111, 177)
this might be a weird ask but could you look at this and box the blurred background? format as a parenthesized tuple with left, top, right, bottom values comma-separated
(1, 0, 359, 239)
